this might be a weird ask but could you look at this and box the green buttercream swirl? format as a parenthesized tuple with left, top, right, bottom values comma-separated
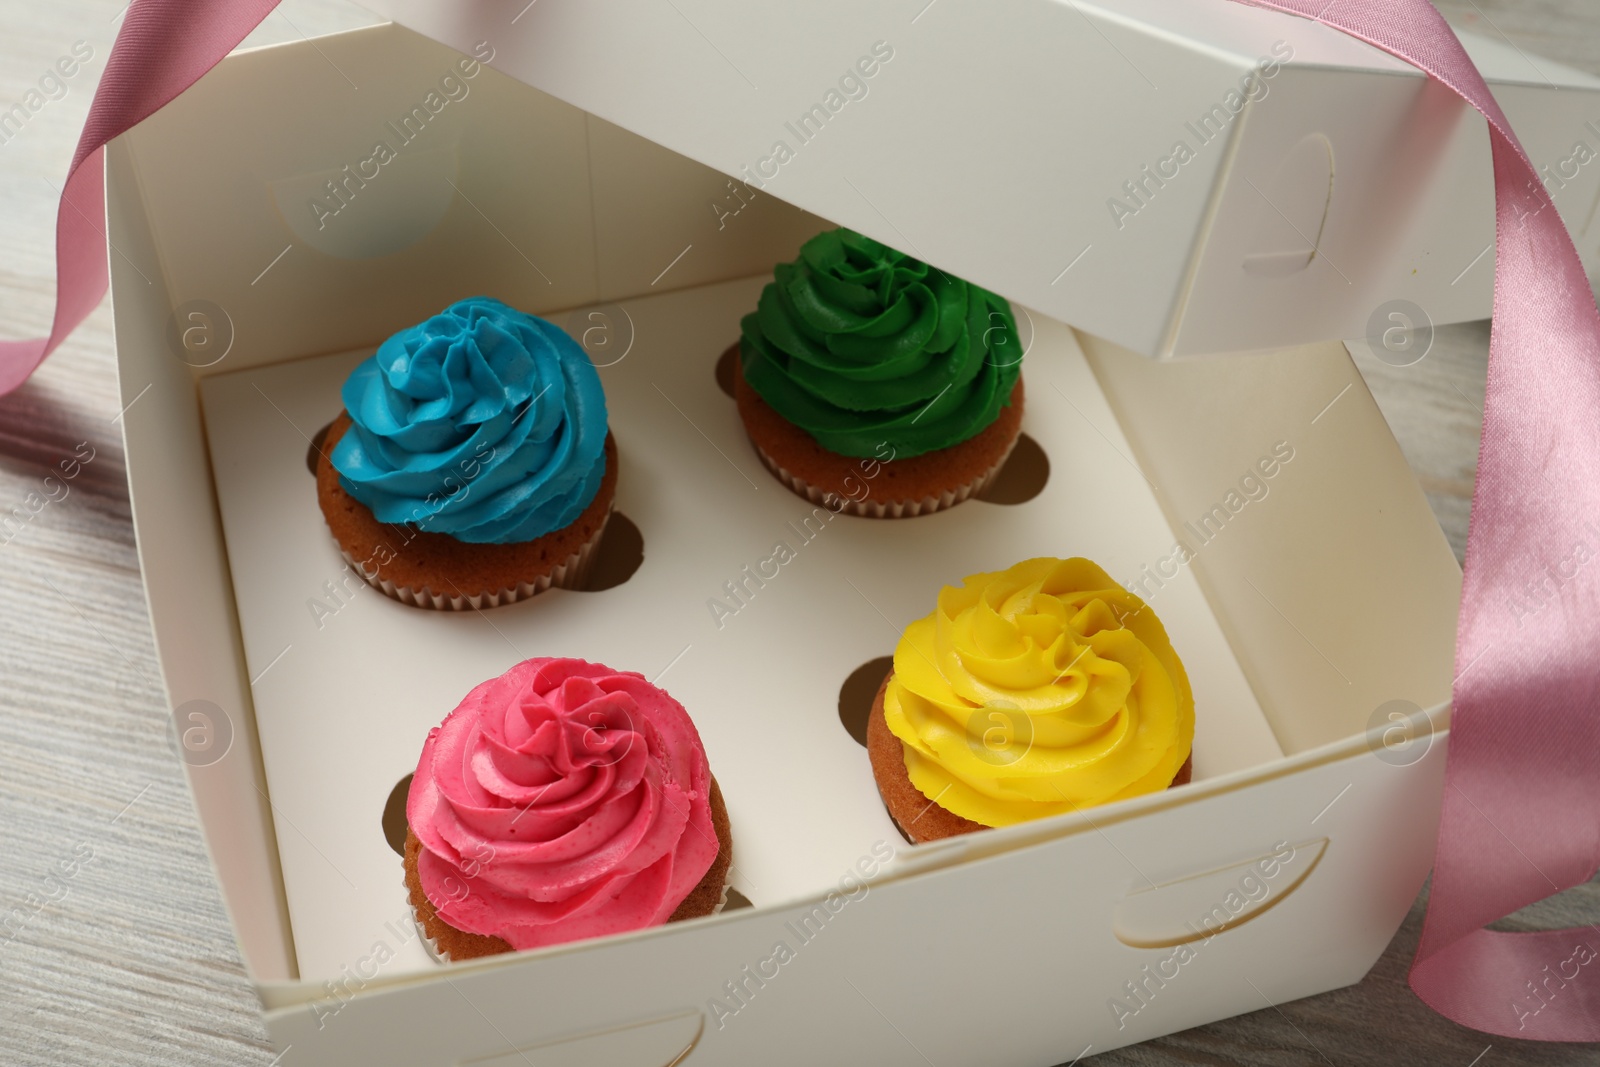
(739, 228, 1023, 459)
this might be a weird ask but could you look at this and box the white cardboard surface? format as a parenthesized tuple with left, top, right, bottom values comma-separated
(199, 278, 1280, 981)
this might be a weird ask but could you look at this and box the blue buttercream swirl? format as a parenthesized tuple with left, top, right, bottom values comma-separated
(331, 297, 609, 545)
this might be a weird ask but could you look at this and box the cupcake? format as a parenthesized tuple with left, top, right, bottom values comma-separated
(731, 227, 1025, 518)
(867, 557, 1193, 843)
(316, 296, 615, 610)
(404, 657, 732, 960)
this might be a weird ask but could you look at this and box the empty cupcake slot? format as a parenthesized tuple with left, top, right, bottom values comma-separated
(976, 433, 1048, 506)
(306, 418, 336, 475)
(382, 773, 413, 857)
(714, 342, 739, 399)
(838, 655, 893, 748)
(574, 511, 644, 592)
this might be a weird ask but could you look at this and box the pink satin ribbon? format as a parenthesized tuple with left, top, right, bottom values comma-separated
(10, 0, 1599, 1043)
(1233, 0, 1600, 1041)
(0, 0, 281, 394)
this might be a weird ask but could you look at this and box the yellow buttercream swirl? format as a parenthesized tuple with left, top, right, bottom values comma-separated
(883, 557, 1194, 827)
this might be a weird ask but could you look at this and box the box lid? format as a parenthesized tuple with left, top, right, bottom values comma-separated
(352, 0, 1600, 358)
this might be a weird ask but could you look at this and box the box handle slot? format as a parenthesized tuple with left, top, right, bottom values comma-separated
(457, 1007, 704, 1067)
(1241, 133, 1334, 277)
(1112, 837, 1327, 948)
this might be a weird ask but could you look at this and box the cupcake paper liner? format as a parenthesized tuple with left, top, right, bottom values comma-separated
(751, 434, 1022, 519)
(408, 876, 733, 965)
(337, 507, 612, 612)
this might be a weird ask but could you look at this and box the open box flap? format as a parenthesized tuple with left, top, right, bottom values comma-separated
(353, 0, 1600, 357)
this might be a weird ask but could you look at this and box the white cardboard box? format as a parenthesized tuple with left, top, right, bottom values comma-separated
(109, 21, 1464, 1067)
(356, 0, 1600, 359)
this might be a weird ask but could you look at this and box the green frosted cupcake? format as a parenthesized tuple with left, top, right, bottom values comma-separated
(730, 228, 1025, 518)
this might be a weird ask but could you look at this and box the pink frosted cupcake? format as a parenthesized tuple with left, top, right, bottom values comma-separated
(403, 658, 732, 960)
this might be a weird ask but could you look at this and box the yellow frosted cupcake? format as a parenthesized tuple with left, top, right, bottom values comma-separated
(865, 557, 1194, 842)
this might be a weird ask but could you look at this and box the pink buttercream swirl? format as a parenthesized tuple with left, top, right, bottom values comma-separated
(407, 657, 720, 950)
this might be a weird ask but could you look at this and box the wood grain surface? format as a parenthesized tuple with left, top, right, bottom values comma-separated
(0, 1, 1595, 1064)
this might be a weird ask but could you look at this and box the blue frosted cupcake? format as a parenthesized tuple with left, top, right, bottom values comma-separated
(315, 297, 615, 610)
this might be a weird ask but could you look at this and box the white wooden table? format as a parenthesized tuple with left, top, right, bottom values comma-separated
(0, 1, 1595, 1063)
